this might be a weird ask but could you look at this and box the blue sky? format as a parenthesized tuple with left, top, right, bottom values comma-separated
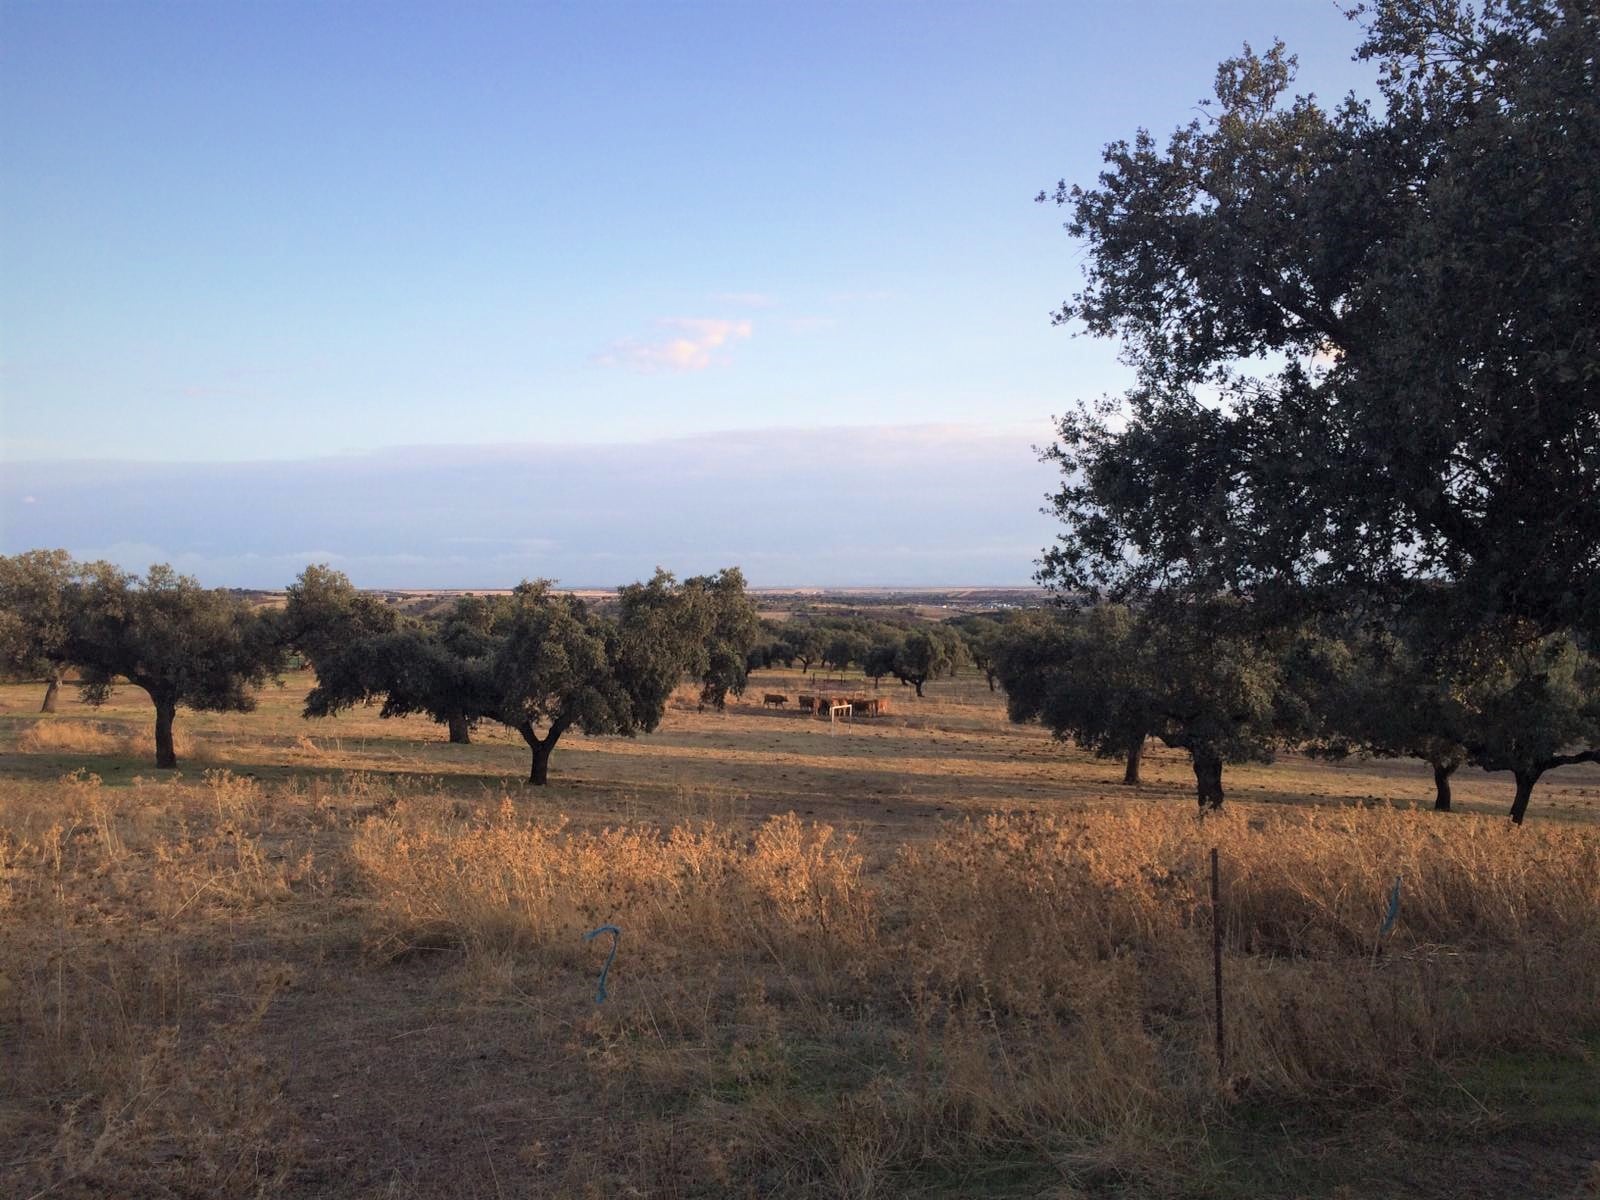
(1, 1, 1378, 585)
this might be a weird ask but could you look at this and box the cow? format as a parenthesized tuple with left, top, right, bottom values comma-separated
(797, 694, 818, 713)
(763, 693, 788, 708)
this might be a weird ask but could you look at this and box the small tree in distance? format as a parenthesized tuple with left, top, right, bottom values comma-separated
(863, 639, 901, 689)
(1000, 600, 1296, 808)
(995, 606, 1155, 785)
(1312, 620, 1469, 811)
(679, 567, 761, 710)
(0, 549, 82, 712)
(1456, 627, 1600, 824)
(892, 629, 961, 697)
(301, 573, 696, 785)
(959, 617, 1005, 692)
(67, 563, 286, 768)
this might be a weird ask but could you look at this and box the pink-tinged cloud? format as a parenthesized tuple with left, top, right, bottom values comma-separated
(596, 317, 753, 373)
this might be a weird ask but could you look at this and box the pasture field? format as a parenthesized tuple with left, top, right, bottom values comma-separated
(2, 669, 1598, 1198)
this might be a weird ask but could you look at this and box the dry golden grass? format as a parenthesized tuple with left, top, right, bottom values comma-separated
(17, 716, 209, 764)
(339, 797, 1600, 1192)
(0, 770, 317, 1198)
(2, 675, 1599, 1197)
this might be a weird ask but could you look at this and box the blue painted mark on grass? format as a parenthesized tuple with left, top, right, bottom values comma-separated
(584, 925, 620, 1004)
(1379, 874, 1402, 938)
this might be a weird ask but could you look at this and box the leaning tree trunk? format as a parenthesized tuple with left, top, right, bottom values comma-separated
(40, 667, 62, 713)
(1192, 752, 1224, 810)
(1431, 761, 1457, 812)
(447, 712, 471, 745)
(1122, 735, 1145, 786)
(153, 697, 178, 769)
(1509, 769, 1541, 825)
(913, 678, 925, 698)
(985, 670, 996, 693)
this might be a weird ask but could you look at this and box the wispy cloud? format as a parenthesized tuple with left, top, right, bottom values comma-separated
(595, 317, 754, 373)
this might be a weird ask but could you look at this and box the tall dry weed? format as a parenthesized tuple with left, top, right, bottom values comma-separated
(360, 799, 1600, 1189)
(0, 769, 305, 1199)
(17, 717, 209, 763)
(352, 799, 874, 972)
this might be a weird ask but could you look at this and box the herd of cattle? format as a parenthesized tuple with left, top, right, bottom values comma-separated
(761, 692, 891, 717)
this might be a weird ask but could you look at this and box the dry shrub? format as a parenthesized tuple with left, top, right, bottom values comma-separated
(17, 719, 126, 755)
(369, 801, 1600, 1192)
(18, 717, 210, 763)
(893, 805, 1600, 997)
(892, 806, 1600, 1096)
(352, 799, 874, 970)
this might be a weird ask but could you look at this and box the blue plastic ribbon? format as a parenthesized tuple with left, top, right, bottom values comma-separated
(1379, 874, 1402, 938)
(583, 925, 620, 1003)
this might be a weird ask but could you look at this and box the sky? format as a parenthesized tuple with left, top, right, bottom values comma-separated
(0, 0, 1380, 587)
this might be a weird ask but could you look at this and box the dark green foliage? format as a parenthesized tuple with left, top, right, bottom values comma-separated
(891, 628, 963, 697)
(66, 563, 286, 768)
(998, 601, 1304, 807)
(955, 617, 1005, 691)
(282, 564, 401, 671)
(1038, 0, 1599, 638)
(823, 632, 870, 675)
(287, 566, 485, 745)
(781, 624, 827, 674)
(1311, 619, 1470, 810)
(1452, 626, 1600, 823)
(0, 548, 82, 711)
(1303, 610, 1600, 820)
(678, 567, 761, 710)
(303, 573, 698, 785)
(995, 606, 1156, 784)
(862, 639, 901, 685)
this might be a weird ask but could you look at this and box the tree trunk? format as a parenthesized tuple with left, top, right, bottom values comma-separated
(1192, 753, 1224, 810)
(153, 697, 178, 769)
(1431, 761, 1456, 812)
(985, 670, 996, 693)
(530, 740, 554, 786)
(913, 678, 925, 697)
(447, 712, 471, 744)
(1509, 769, 1540, 825)
(1122, 736, 1145, 786)
(40, 667, 62, 713)
(518, 719, 569, 787)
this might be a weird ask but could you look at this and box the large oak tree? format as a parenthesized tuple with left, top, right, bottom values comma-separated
(1037, 0, 1599, 639)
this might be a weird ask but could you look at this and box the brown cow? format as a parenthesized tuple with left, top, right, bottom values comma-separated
(763, 694, 788, 708)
